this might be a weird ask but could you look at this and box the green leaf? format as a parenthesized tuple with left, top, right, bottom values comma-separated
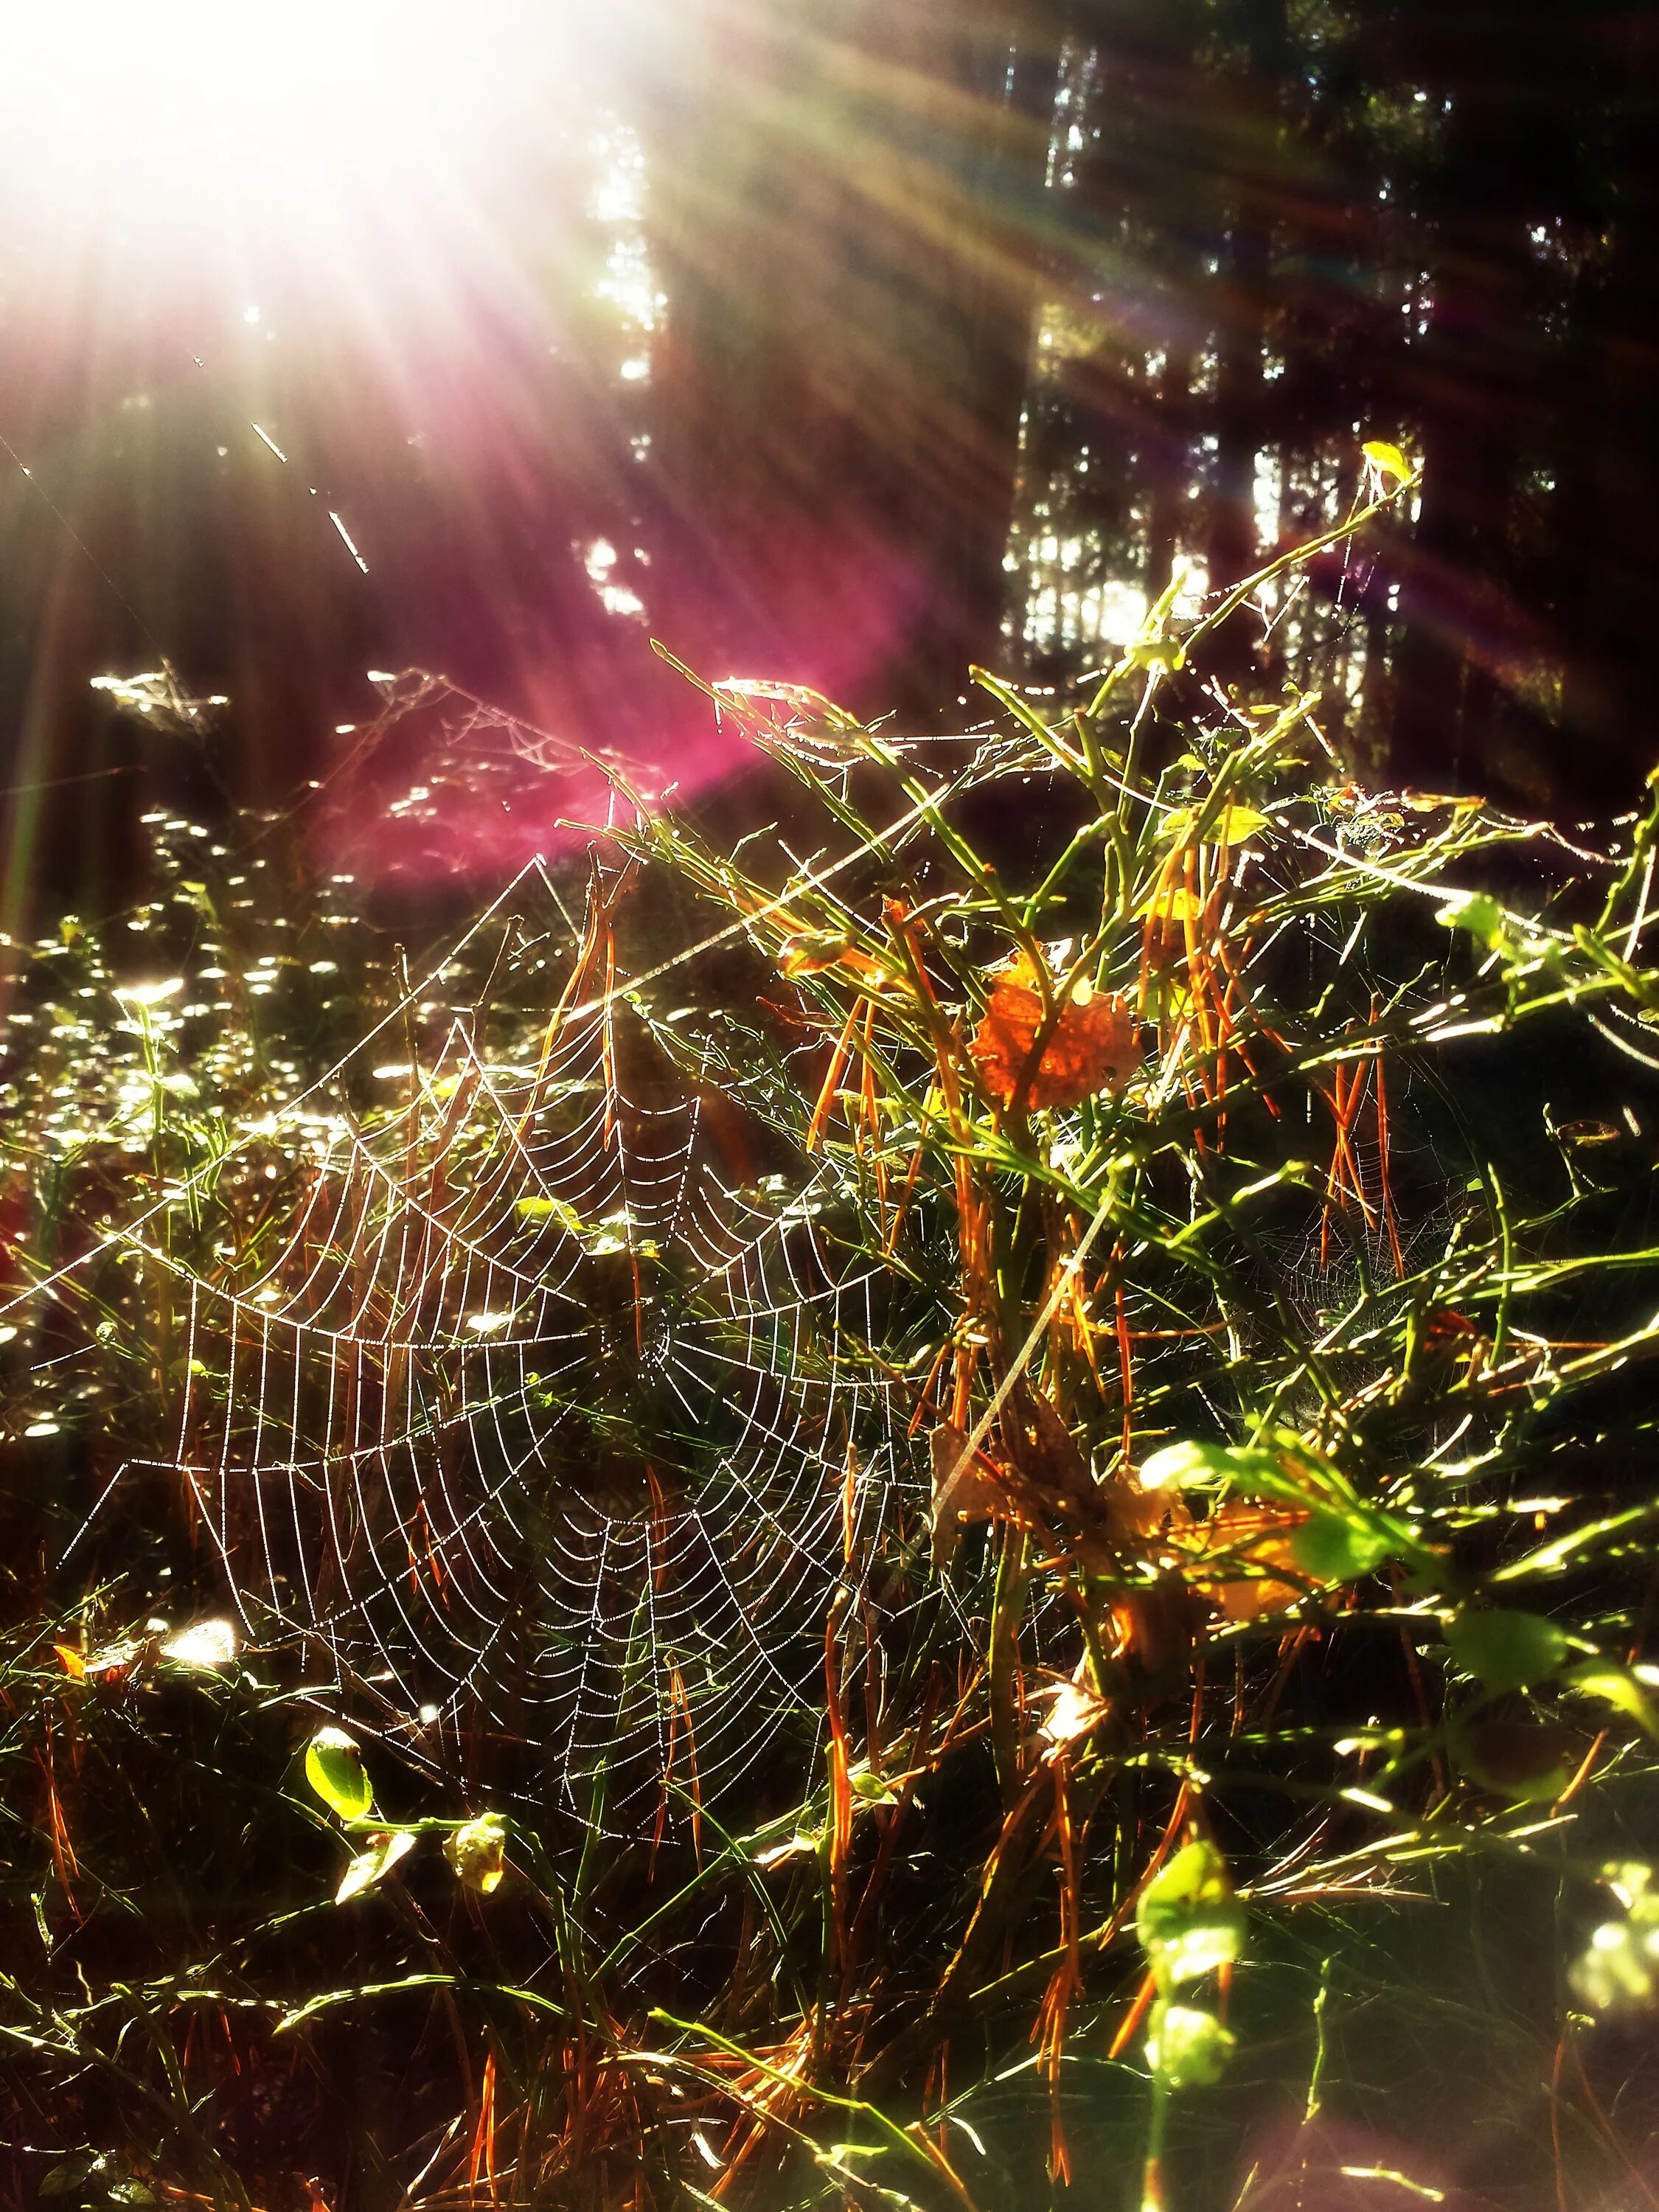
(1291, 1509, 1397, 1585)
(39, 2157, 99, 2199)
(1444, 1608, 1568, 1692)
(1136, 1840, 1246, 1985)
(515, 1194, 584, 1234)
(1566, 1661, 1659, 1736)
(1436, 891, 1506, 950)
(1141, 1439, 1293, 1498)
(815, 2143, 884, 2170)
(1146, 2000, 1237, 2087)
(335, 1827, 417, 1905)
(1139, 1441, 1239, 1492)
(1572, 1866, 1659, 2011)
(1573, 1913, 1659, 2011)
(846, 1761, 900, 1806)
(445, 1811, 508, 1895)
(304, 1726, 375, 1823)
(1126, 635, 1186, 674)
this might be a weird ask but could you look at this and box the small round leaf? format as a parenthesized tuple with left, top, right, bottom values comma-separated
(1456, 1719, 1576, 1803)
(1140, 1441, 1236, 1493)
(1436, 891, 1506, 948)
(1146, 2000, 1237, 2087)
(1566, 1662, 1659, 1736)
(1361, 439, 1413, 487)
(1444, 1608, 1568, 1693)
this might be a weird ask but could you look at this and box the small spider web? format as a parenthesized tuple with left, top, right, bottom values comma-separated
(100, 872, 918, 1832)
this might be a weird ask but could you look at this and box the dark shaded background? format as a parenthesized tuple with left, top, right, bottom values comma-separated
(3, 0, 1657, 930)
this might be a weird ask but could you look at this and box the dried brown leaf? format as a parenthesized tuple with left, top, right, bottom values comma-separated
(1040, 1663, 1113, 1753)
(1002, 1386, 1093, 1511)
(1110, 1571, 1205, 1675)
(929, 1422, 1008, 1568)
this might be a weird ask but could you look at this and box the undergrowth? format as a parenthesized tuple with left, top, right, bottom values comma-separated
(5, 459, 1659, 2211)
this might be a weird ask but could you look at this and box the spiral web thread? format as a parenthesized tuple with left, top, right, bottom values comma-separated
(114, 877, 914, 1830)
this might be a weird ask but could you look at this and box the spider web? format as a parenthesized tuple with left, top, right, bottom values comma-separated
(107, 872, 917, 1832)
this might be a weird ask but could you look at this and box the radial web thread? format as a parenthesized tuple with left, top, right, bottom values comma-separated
(122, 889, 914, 1829)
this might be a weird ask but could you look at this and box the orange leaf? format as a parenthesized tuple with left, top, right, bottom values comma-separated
(970, 953, 1140, 1111)
(54, 1644, 86, 1680)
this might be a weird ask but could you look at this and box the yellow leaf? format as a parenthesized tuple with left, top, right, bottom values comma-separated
(335, 1827, 417, 1905)
(1159, 803, 1270, 846)
(305, 1727, 375, 1823)
(1137, 886, 1209, 923)
(445, 1812, 507, 1895)
(1362, 439, 1413, 486)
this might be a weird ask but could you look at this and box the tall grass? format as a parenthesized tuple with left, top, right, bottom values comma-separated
(5, 464, 1659, 2211)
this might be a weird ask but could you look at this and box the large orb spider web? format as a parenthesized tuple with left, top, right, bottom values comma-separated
(114, 860, 921, 1834)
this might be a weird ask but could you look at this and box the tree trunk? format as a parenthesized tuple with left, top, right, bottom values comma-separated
(1203, 0, 1292, 681)
(1387, 0, 1558, 796)
(1065, 0, 1206, 605)
(1554, 13, 1659, 800)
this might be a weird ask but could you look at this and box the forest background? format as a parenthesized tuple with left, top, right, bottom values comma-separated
(2, 0, 1657, 921)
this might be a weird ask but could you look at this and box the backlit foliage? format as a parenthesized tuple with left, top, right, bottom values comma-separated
(5, 474, 1659, 2209)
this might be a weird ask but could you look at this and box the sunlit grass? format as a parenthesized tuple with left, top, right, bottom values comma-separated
(4, 473, 1659, 2208)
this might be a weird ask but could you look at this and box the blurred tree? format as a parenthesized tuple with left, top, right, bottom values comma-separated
(640, 0, 1065, 718)
(6, 0, 1659, 875)
(1551, 11, 1659, 796)
(1382, 0, 1573, 791)
(1002, 0, 1659, 805)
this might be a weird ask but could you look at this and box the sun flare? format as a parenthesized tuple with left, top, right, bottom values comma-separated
(0, 1, 613, 297)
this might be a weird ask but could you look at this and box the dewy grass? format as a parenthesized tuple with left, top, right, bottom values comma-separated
(5, 465, 1659, 2208)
